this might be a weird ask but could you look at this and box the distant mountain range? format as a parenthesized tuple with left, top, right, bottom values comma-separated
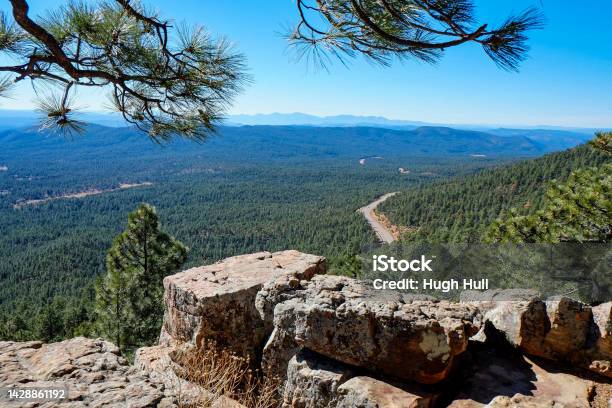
(227, 113, 430, 128)
(0, 110, 601, 154)
(0, 124, 590, 162)
(226, 113, 604, 151)
(226, 112, 607, 134)
(0, 109, 606, 133)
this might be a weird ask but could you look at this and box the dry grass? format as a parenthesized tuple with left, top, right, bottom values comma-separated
(170, 342, 279, 408)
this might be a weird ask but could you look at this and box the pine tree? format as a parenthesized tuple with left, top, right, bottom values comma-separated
(33, 298, 65, 342)
(94, 204, 187, 354)
(486, 133, 611, 243)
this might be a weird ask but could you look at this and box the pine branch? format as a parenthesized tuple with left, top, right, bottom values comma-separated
(1, 0, 247, 140)
(291, 0, 544, 70)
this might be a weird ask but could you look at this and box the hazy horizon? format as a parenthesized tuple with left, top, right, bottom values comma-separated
(0, 108, 608, 132)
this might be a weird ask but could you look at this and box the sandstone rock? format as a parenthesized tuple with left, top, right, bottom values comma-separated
(447, 344, 608, 408)
(589, 302, 612, 378)
(161, 250, 325, 362)
(282, 349, 354, 408)
(461, 289, 545, 344)
(482, 296, 592, 360)
(475, 293, 612, 379)
(282, 349, 437, 408)
(0, 337, 166, 407)
(261, 298, 308, 383)
(543, 297, 592, 357)
(481, 298, 549, 355)
(592, 302, 612, 345)
(337, 377, 436, 408)
(257, 274, 481, 384)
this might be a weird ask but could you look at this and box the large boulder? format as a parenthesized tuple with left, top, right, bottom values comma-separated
(0, 337, 170, 407)
(336, 377, 436, 408)
(282, 349, 437, 408)
(460, 289, 545, 344)
(282, 349, 355, 408)
(465, 291, 612, 379)
(161, 250, 325, 362)
(257, 274, 481, 384)
(543, 297, 592, 357)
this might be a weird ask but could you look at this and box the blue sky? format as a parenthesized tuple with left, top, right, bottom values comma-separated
(1, 0, 611, 127)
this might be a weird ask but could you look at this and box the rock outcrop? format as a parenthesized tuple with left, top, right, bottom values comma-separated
(256, 274, 481, 384)
(336, 377, 435, 408)
(282, 349, 438, 408)
(464, 290, 612, 379)
(2, 253, 612, 408)
(282, 349, 355, 408)
(160, 250, 325, 362)
(447, 342, 602, 408)
(590, 302, 612, 377)
(0, 337, 171, 407)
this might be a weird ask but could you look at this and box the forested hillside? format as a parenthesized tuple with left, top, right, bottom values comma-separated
(0, 123, 551, 161)
(379, 143, 611, 242)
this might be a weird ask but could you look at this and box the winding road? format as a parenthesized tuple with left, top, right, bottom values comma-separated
(358, 192, 399, 244)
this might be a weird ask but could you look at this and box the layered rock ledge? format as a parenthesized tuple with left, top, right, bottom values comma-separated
(160, 250, 325, 362)
(256, 274, 481, 384)
(463, 289, 612, 379)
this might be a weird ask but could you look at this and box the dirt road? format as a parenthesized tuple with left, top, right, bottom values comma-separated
(13, 182, 153, 209)
(358, 192, 399, 243)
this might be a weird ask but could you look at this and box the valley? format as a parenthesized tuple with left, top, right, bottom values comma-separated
(0, 122, 598, 341)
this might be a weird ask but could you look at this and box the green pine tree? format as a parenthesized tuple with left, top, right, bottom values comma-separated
(94, 204, 187, 354)
(486, 133, 611, 244)
(33, 298, 66, 342)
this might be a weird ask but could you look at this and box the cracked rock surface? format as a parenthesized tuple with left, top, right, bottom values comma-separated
(256, 274, 481, 384)
(0, 337, 171, 407)
(282, 349, 438, 408)
(464, 290, 612, 379)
